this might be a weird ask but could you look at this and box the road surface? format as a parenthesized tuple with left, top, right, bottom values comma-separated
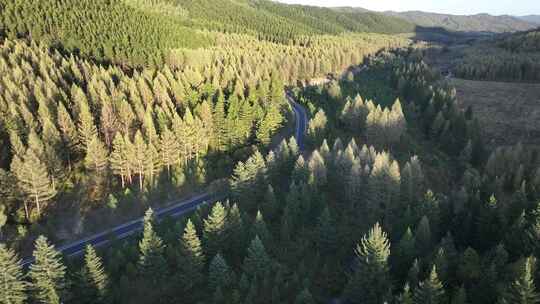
(22, 93, 307, 266)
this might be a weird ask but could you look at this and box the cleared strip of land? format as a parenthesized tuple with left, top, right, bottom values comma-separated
(452, 78, 540, 148)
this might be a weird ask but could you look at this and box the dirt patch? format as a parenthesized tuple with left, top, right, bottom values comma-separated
(451, 78, 540, 148)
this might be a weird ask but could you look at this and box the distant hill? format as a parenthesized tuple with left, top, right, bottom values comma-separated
(384, 11, 537, 33)
(518, 15, 540, 24)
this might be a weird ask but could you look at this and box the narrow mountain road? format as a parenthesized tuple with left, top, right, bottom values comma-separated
(22, 93, 308, 266)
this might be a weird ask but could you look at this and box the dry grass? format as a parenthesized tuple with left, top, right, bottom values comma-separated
(451, 78, 540, 148)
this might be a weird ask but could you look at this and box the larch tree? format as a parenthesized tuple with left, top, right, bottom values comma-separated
(344, 222, 392, 304)
(0, 244, 27, 304)
(29, 236, 67, 304)
(110, 134, 129, 187)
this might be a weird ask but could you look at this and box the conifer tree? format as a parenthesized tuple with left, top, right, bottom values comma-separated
(344, 222, 392, 304)
(79, 245, 109, 303)
(243, 236, 271, 278)
(316, 207, 337, 255)
(29, 236, 67, 304)
(413, 266, 445, 304)
(138, 208, 166, 285)
(209, 253, 234, 291)
(502, 257, 540, 304)
(452, 286, 469, 304)
(84, 136, 109, 173)
(0, 244, 27, 304)
(13, 149, 56, 219)
(74, 85, 98, 150)
(252, 211, 271, 247)
(397, 283, 414, 304)
(295, 288, 315, 304)
(204, 202, 228, 258)
(110, 134, 129, 188)
(177, 219, 205, 292)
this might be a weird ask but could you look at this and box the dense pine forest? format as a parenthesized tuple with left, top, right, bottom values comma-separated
(1, 0, 540, 304)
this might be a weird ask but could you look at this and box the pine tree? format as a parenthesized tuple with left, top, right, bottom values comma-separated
(177, 219, 205, 291)
(243, 236, 271, 278)
(397, 283, 414, 304)
(502, 257, 540, 304)
(79, 245, 109, 303)
(413, 266, 445, 304)
(252, 211, 271, 247)
(316, 207, 337, 255)
(12, 149, 56, 219)
(84, 136, 108, 173)
(138, 208, 166, 285)
(344, 222, 392, 304)
(74, 85, 98, 150)
(29, 236, 67, 304)
(295, 288, 315, 304)
(209, 253, 234, 291)
(0, 244, 27, 304)
(110, 134, 129, 188)
(452, 286, 469, 304)
(204, 202, 228, 258)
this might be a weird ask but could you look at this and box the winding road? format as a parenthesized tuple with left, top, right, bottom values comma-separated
(22, 93, 308, 266)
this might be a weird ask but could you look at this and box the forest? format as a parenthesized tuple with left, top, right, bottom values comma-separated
(1, 0, 540, 304)
(454, 29, 540, 82)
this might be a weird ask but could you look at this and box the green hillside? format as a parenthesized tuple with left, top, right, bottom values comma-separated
(386, 11, 537, 33)
(0, 0, 415, 66)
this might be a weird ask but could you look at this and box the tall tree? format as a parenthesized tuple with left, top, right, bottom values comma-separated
(0, 244, 27, 304)
(209, 253, 234, 291)
(78, 245, 109, 303)
(413, 266, 445, 304)
(29, 236, 67, 304)
(138, 208, 166, 285)
(177, 219, 205, 292)
(502, 257, 540, 304)
(204, 202, 228, 258)
(344, 222, 392, 304)
(12, 149, 56, 219)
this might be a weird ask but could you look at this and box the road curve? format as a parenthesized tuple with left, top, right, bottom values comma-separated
(22, 93, 308, 266)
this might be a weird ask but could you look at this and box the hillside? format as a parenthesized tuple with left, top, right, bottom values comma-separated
(0, 0, 416, 67)
(385, 11, 537, 33)
(518, 15, 540, 24)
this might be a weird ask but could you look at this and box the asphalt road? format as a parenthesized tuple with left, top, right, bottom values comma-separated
(22, 93, 308, 266)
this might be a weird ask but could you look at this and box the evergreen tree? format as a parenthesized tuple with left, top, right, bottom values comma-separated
(138, 208, 166, 285)
(177, 219, 205, 291)
(29, 236, 67, 304)
(413, 266, 445, 304)
(344, 222, 392, 304)
(12, 149, 56, 219)
(79, 245, 109, 303)
(316, 207, 337, 255)
(0, 244, 27, 304)
(84, 136, 109, 173)
(204, 202, 228, 258)
(243, 236, 271, 278)
(209, 253, 234, 291)
(502, 257, 540, 304)
(295, 288, 315, 304)
(397, 283, 414, 304)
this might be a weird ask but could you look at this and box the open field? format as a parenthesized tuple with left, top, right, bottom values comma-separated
(452, 78, 540, 147)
